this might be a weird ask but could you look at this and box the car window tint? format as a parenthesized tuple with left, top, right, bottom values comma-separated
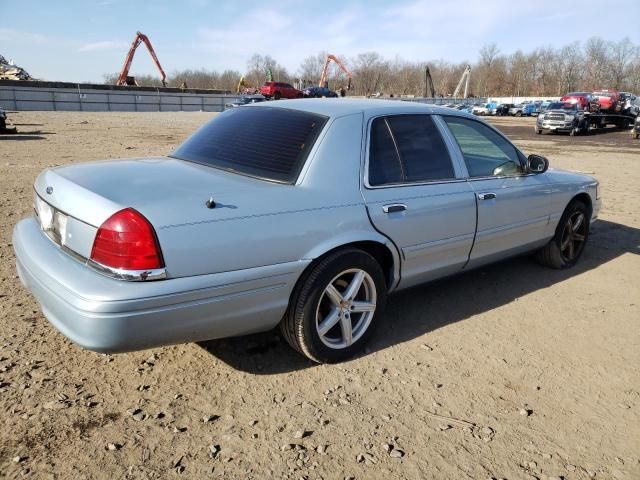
(386, 115, 454, 183)
(369, 117, 403, 186)
(172, 107, 327, 183)
(442, 116, 522, 177)
(369, 115, 454, 185)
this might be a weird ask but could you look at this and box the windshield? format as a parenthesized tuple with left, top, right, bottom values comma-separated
(548, 102, 578, 111)
(171, 107, 328, 183)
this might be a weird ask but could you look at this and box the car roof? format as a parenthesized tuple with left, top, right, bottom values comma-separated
(247, 98, 476, 119)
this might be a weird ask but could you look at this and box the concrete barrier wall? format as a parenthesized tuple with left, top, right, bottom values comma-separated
(0, 84, 241, 112)
(488, 96, 561, 104)
(0, 82, 489, 112)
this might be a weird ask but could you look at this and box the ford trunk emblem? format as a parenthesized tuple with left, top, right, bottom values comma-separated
(46, 186, 53, 194)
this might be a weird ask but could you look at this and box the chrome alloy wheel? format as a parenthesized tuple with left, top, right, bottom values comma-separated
(560, 211, 587, 262)
(315, 269, 377, 349)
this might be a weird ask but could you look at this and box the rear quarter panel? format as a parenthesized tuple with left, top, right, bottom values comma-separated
(160, 112, 391, 278)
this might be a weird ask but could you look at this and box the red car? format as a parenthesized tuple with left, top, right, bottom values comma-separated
(560, 92, 599, 112)
(592, 89, 621, 113)
(259, 81, 303, 100)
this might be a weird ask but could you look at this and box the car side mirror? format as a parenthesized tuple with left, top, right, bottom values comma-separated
(527, 154, 549, 174)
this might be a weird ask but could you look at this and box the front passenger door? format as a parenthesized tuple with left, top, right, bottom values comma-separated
(441, 116, 552, 267)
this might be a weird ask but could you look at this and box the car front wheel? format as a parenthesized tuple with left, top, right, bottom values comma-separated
(536, 200, 590, 269)
(281, 249, 387, 363)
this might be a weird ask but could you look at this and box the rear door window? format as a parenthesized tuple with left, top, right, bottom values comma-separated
(172, 107, 327, 183)
(368, 115, 455, 186)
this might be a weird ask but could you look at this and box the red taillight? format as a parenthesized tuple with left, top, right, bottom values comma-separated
(90, 208, 164, 270)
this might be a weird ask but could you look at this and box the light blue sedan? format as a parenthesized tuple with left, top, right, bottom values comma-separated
(13, 100, 601, 363)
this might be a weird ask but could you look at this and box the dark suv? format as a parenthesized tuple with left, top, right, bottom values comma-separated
(259, 81, 303, 100)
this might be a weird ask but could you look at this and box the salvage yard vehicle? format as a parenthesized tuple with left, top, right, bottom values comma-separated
(495, 103, 513, 116)
(13, 99, 601, 363)
(522, 102, 541, 116)
(619, 92, 639, 117)
(508, 104, 523, 116)
(560, 92, 599, 112)
(224, 95, 266, 108)
(0, 106, 17, 133)
(472, 103, 490, 115)
(302, 86, 338, 98)
(593, 89, 621, 113)
(536, 102, 588, 135)
(259, 81, 302, 100)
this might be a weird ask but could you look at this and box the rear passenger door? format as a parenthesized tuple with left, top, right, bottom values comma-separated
(361, 114, 477, 289)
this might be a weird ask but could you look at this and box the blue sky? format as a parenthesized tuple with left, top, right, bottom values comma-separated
(1, 0, 639, 83)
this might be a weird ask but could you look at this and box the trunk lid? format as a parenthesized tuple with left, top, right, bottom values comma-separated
(35, 157, 291, 229)
(33, 157, 294, 269)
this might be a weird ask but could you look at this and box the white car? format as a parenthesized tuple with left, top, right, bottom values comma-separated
(472, 104, 489, 116)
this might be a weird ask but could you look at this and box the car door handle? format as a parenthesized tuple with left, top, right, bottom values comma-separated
(382, 204, 407, 213)
(478, 192, 496, 200)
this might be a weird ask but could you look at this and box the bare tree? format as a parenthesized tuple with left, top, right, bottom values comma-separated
(610, 38, 637, 89)
(102, 37, 640, 98)
(351, 52, 384, 96)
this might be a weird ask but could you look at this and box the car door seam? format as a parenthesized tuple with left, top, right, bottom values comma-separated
(463, 190, 479, 269)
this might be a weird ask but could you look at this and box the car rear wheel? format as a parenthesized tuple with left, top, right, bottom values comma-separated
(535, 200, 590, 269)
(281, 249, 387, 363)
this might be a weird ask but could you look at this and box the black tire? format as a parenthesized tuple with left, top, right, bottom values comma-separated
(516, 111, 522, 117)
(634, 133, 640, 139)
(535, 129, 542, 135)
(274, 91, 282, 100)
(535, 200, 590, 269)
(280, 249, 387, 363)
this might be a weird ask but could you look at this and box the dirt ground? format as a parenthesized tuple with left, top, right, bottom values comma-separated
(0, 111, 638, 480)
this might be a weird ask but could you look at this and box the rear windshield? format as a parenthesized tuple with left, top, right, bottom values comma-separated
(171, 107, 328, 183)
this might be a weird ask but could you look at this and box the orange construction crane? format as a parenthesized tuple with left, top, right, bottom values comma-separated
(319, 54, 352, 91)
(116, 31, 167, 87)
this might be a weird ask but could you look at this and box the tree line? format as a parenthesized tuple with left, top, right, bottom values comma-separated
(103, 37, 640, 97)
